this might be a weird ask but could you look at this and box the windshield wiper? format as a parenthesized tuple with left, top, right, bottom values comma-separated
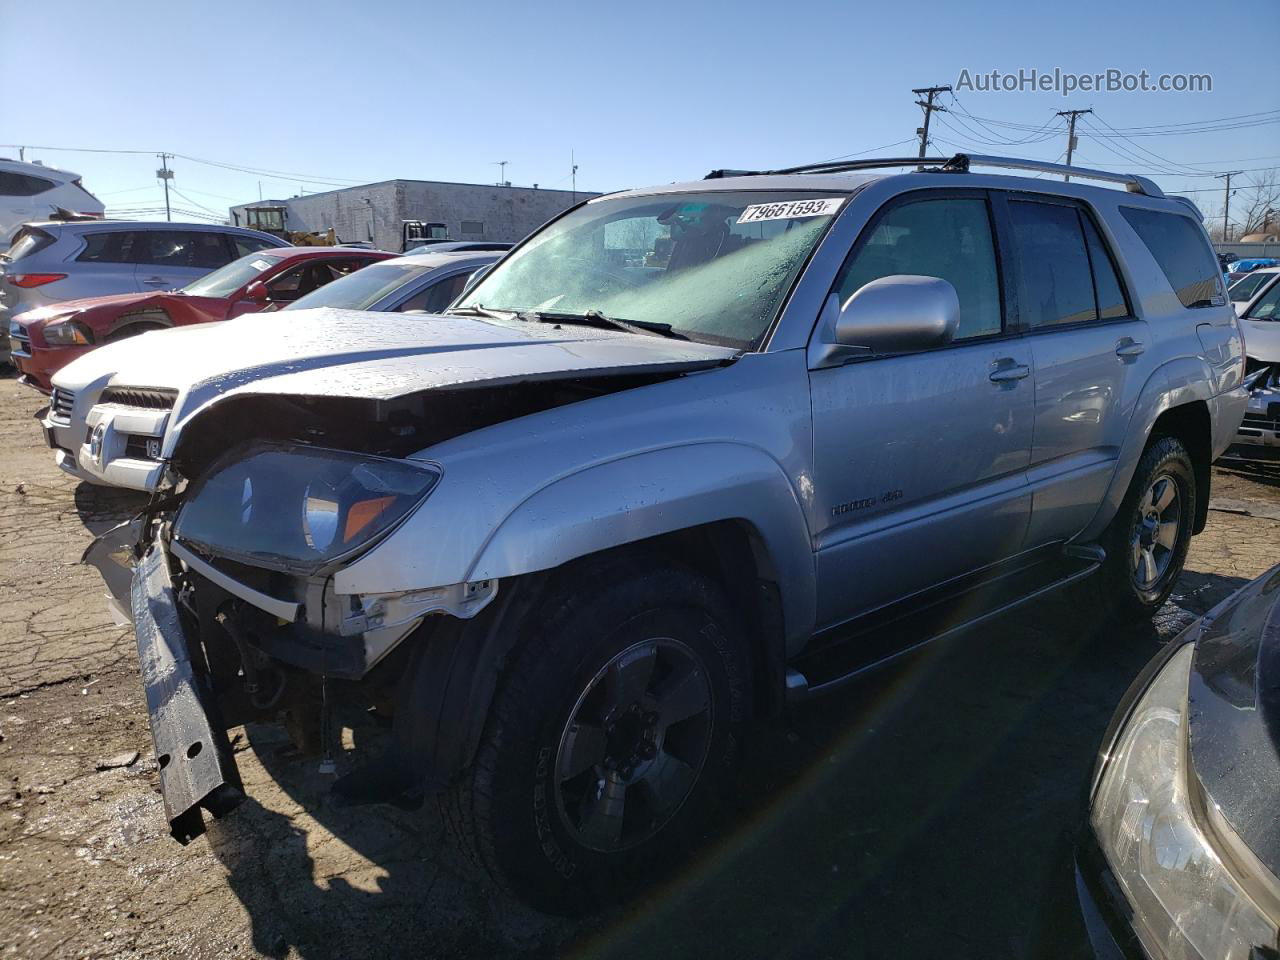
(445, 303, 515, 321)
(521, 309, 688, 340)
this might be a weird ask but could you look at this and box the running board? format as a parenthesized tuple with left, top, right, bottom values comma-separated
(786, 545, 1105, 702)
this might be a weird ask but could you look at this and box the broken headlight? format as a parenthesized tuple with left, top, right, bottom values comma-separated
(1090, 643, 1280, 959)
(174, 443, 440, 573)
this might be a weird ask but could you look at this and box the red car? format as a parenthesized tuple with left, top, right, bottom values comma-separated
(11, 246, 393, 391)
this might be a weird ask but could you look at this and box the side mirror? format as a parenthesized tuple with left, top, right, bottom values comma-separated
(835, 275, 960, 353)
(244, 280, 270, 303)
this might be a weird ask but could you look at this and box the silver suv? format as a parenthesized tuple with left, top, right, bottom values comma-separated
(82, 154, 1248, 913)
(1, 220, 285, 349)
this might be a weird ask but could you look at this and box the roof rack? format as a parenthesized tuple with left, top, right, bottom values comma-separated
(704, 153, 1165, 199)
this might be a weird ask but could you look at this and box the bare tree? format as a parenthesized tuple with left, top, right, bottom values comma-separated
(1204, 170, 1279, 241)
(1233, 171, 1279, 238)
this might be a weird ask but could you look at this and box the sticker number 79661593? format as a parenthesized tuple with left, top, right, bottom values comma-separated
(736, 197, 845, 225)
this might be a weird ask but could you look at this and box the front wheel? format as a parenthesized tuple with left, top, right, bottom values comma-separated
(441, 558, 752, 914)
(1095, 436, 1196, 621)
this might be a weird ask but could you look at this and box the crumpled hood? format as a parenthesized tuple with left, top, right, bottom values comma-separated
(60, 306, 738, 428)
(19, 291, 162, 327)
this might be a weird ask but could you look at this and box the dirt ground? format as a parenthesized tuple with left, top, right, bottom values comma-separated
(1, 368, 1277, 960)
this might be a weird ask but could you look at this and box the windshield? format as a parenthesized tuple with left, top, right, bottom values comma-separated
(182, 252, 284, 298)
(284, 261, 428, 311)
(453, 191, 847, 348)
(1229, 271, 1275, 302)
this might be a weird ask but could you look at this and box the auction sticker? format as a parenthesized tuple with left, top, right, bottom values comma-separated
(737, 197, 844, 225)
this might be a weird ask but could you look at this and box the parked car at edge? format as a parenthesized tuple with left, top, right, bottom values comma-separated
(0, 158, 104, 249)
(80, 158, 1246, 913)
(43, 249, 496, 491)
(283, 250, 501, 314)
(11, 247, 394, 392)
(400, 240, 513, 255)
(1225, 364, 1280, 462)
(1077, 562, 1280, 959)
(1227, 266, 1278, 316)
(0, 220, 286, 336)
(1226, 257, 1279, 275)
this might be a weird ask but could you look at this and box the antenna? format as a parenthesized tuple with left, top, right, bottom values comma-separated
(571, 149, 579, 204)
(493, 160, 509, 185)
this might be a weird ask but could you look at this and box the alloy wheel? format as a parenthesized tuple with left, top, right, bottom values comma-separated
(553, 638, 713, 853)
(1130, 473, 1182, 590)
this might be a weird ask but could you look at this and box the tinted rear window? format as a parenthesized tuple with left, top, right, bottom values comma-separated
(77, 230, 141, 263)
(0, 171, 55, 196)
(1120, 208, 1223, 309)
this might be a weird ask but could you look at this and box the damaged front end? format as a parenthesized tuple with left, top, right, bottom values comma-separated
(83, 441, 496, 842)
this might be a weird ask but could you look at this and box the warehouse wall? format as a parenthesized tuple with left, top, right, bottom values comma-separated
(231, 180, 596, 252)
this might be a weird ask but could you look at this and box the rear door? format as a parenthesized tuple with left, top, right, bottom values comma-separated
(1005, 194, 1151, 547)
(71, 229, 151, 296)
(135, 230, 231, 291)
(809, 190, 1035, 628)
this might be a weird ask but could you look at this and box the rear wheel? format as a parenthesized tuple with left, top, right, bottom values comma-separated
(1095, 436, 1196, 621)
(441, 556, 751, 914)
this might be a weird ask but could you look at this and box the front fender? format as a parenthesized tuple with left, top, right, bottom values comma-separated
(466, 442, 817, 655)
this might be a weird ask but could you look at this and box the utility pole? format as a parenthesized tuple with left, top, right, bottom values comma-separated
(493, 160, 508, 186)
(571, 150, 578, 205)
(1216, 171, 1243, 242)
(18, 146, 24, 161)
(913, 85, 951, 162)
(155, 153, 173, 222)
(1056, 109, 1092, 181)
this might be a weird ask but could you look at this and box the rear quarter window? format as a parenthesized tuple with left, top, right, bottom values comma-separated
(0, 172, 56, 196)
(1120, 207, 1223, 309)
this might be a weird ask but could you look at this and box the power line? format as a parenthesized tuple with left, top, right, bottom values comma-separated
(814, 137, 920, 165)
(1085, 113, 1215, 176)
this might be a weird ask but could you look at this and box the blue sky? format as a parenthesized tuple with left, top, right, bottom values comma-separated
(2, 0, 1276, 224)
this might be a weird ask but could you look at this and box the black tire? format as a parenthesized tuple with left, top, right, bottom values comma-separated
(1094, 436, 1196, 622)
(440, 553, 752, 914)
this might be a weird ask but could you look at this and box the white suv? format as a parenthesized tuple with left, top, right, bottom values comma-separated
(0, 158, 104, 249)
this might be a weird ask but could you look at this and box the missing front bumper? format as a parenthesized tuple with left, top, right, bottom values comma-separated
(131, 542, 244, 843)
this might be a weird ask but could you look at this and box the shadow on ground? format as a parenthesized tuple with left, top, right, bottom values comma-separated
(1215, 458, 1280, 490)
(187, 567, 1252, 960)
(73, 479, 149, 537)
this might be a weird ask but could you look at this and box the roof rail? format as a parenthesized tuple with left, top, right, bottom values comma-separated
(942, 154, 1164, 198)
(704, 152, 1165, 198)
(705, 157, 951, 179)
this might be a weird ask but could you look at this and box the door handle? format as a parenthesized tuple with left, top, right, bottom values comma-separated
(989, 361, 1030, 383)
(142, 276, 168, 286)
(1115, 338, 1145, 358)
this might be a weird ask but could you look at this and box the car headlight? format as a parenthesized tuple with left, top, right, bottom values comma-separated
(1091, 642, 1279, 959)
(174, 443, 440, 573)
(42, 319, 94, 346)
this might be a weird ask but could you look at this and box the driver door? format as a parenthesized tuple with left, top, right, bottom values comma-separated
(809, 191, 1035, 629)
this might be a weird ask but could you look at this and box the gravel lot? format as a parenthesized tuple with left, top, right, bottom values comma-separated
(1, 367, 1277, 960)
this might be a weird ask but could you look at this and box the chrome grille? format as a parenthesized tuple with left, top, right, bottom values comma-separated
(99, 386, 177, 409)
(49, 387, 75, 423)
